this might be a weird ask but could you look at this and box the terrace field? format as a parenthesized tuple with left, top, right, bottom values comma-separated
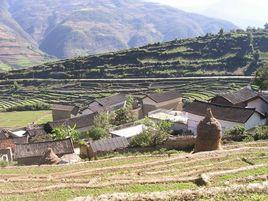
(0, 141, 267, 201)
(0, 77, 253, 111)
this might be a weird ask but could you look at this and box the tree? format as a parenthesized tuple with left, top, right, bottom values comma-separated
(113, 95, 136, 125)
(87, 127, 110, 140)
(218, 28, 224, 36)
(93, 112, 112, 131)
(130, 119, 172, 147)
(254, 63, 268, 90)
(51, 126, 80, 143)
(264, 23, 268, 29)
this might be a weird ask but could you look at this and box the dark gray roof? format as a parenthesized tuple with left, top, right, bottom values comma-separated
(184, 100, 263, 123)
(96, 94, 126, 107)
(46, 113, 97, 132)
(87, 94, 127, 113)
(218, 87, 257, 105)
(147, 90, 182, 103)
(88, 137, 129, 154)
(26, 126, 48, 137)
(14, 138, 74, 159)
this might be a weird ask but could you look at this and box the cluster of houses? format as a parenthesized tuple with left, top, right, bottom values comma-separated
(0, 86, 267, 165)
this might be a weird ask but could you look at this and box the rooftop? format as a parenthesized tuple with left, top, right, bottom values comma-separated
(184, 100, 262, 123)
(217, 86, 257, 105)
(148, 109, 188, 124)
(146, 90, 182, 103)
(110, 124, 146, 139)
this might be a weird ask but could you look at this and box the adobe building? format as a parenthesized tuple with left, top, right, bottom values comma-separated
(142, 90, 183, 116)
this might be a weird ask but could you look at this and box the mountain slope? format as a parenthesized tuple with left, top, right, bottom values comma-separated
(0, 0, 51, 70)
(6, 0, 237, 59)
(2, 29, 268, 80)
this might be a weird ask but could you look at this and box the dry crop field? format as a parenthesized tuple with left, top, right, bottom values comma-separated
(0, 141, 267, 201)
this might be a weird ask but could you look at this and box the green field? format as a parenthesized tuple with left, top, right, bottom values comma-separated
(0, 110, 52, 128)
(0, 141, 267, 201)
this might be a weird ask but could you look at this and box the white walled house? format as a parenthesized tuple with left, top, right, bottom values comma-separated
(142, 90, 183, 116)
(245, 95, 268, 116)
(184, 100, 266, 135)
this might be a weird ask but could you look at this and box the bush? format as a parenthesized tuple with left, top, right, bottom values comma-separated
(0, 161, 9, 167)
(254, 126, 268, 140)
(87, 127, 110, 140)
(130, 120, 171, 147)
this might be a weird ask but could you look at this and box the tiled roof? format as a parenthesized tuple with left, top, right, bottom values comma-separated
(46, 113, 97, 132)
(26, 126, 48, 137)
(14, 138, 74, 159)
(184, 100, 262, 123)
(219, 87, 257, 105)
(96, 94, 127, 107)
(86, 94, 127, 113)
(146, 90, 182, 103)
(88, 137, 129, 154)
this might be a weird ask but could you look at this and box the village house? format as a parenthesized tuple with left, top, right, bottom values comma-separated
(52, 104, 79, 121)
(209, 86, 257, 107)
(184, 100, 266, 134)
(244, 93, 268, 116)
(142, 90, 183, 116)
(45, 113, 97, 133)
(14, 138, 74, 165)
(80, 93, 127, 115)
(148, 109, 188, 133)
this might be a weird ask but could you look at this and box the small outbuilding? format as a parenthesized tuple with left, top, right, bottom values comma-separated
(81, 94, 127, 115)
(51, 104, 79, 121)
(142, 90, 183, 116)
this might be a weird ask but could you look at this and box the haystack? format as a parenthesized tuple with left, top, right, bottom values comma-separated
(194, 108, 222, 153)
(40, 148, 61, 165)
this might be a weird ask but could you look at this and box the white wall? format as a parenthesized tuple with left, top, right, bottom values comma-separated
(245, 112, 266, 130)
(187, 113, 243, 135)
(247, 98, 268, 115)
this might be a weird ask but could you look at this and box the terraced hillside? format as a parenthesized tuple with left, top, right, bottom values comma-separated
(0, 77, 252, 111)
(0, 141, 267, 201)
(1, 29, 268, 79)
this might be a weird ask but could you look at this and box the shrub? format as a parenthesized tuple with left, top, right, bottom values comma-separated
(87, 127, 110, 140)
(254, 126, 268, 140)
(93, 112, 113, 131)
(224, 126, 248, 141)
(0, 161, 9, 167)
(130, 120, 171, 147)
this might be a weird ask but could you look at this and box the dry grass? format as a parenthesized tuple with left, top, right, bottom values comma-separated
(0, 141, 267, 201)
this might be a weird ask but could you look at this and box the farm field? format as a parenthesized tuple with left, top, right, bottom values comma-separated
(0, 141, 267, 201)
(0, 77, 253, 110)
(0, 110, 52, 129)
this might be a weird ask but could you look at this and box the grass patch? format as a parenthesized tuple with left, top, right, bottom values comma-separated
(0, 110, 52, 128)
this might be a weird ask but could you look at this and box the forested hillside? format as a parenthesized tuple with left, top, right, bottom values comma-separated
(2, 28, 268, 79)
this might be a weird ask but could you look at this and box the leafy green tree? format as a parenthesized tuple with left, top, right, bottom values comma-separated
(87, 127, 110, 140)
(113, 95, 136, 125)
(51, 126, 80, 143)
(93, 112, 112, 131)
(254, 63, 268, 90)
(130, 120, 172, 147)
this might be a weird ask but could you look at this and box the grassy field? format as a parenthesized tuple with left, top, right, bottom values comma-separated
(0, 110, 52, 128)
(0, 141, 267, 201)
